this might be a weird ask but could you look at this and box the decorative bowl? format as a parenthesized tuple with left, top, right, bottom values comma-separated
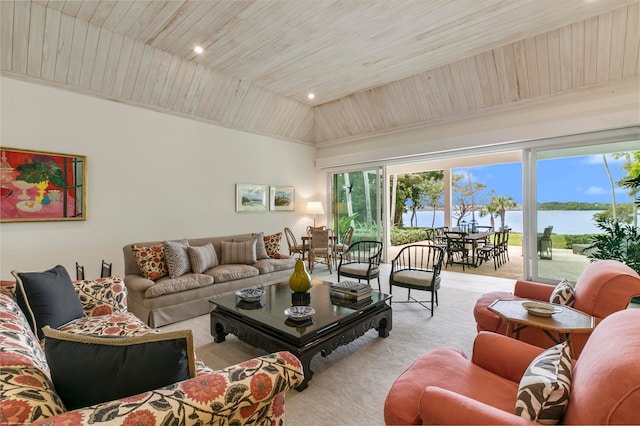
(235, 288, 265, 302)
(284, 306, 315, 321)
(522, 301, 562, 317)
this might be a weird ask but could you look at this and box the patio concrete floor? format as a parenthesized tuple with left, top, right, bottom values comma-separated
(386, 243, 591, 282)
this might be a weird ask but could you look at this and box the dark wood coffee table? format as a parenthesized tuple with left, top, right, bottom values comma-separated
(209, 279, 392, 390)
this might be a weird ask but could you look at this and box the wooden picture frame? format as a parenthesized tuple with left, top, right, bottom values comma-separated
(1, 147, 87, 222)
(270, 186, 295, 211)
(235, 184, 268, 213)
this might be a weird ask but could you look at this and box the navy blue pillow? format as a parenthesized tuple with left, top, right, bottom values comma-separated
(11, 265, 84, 340)
(43, 327, 196, 410)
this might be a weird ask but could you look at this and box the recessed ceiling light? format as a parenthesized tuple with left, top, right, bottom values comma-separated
(308, 93, 315, 100)
(194, 46, 204, 54)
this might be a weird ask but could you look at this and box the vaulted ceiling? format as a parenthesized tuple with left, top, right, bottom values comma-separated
(2, 0, 638, 146)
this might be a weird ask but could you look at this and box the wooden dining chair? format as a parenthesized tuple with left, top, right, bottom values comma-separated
(101, 260, 112, 278)
(333, 226, 354, 267)
(284, 227, 304, 258)
(309, 228, 333, 273)
(75, 262, 85, 280)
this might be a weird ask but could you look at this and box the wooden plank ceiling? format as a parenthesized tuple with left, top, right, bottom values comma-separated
(1, 0, 638, 145)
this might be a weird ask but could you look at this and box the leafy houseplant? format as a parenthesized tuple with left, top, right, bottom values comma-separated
(585, 218, 640, 303)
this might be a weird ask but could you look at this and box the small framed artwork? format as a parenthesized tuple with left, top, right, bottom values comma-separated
(1, 147, 87, 222)
(270, 186, 295, 211)
(235, 184, 268, 213)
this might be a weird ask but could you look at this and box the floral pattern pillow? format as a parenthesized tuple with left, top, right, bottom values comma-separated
(264, 233, 282, 259)
(73, 276, 128, 317)
(132, 243, 168, 281)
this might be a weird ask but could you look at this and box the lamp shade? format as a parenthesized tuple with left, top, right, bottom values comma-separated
(306, 201, 324, 215)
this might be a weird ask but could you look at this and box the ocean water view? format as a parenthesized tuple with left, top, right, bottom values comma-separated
(401, 210, 607, 235)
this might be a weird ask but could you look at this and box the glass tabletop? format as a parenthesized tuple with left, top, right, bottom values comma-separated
(210, 279, 391, 343)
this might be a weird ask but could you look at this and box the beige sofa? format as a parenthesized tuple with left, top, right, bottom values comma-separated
(123, 233, 295, 327)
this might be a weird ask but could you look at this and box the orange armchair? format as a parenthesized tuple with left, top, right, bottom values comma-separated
(384, 308, 640, 425)
(474, 260, 640, 357)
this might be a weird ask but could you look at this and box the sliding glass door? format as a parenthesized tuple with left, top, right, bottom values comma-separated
(330, 168, 384, 249)
(529, 138, 639, 282)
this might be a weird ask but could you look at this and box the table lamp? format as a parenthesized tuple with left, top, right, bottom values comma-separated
(306, 201, 324, 227)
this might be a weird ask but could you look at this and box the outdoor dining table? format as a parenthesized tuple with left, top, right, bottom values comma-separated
(450, 228, 495, 266)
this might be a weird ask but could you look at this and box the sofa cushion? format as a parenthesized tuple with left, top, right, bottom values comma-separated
(253, 258, 297, 274)
(206, 264, 260, 283)
(132, 243, 169, 281)
(0, 365, 66, 423)
(187, 242, 219, 274)
(264, 232, 283, 258)
(221, 240, 258, 265)
(0, 293, 67, 423)
(515, 342, 572, 424)
(145, 274, 215, 298)
(549, 279, 575, 307)
(235, 233, 270, 260)
(165, 239, 192, 278)
(74, 276, 128, 317)
(57, 312, 152, 337)
(11, 265, 85, 340)
(43, 327, 196, 410)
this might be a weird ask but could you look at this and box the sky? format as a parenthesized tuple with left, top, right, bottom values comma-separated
(452, 154, 635, 204)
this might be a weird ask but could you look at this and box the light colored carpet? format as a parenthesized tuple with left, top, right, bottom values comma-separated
(162, 265, 515, 426)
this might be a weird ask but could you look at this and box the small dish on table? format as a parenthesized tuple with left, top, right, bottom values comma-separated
(235, 288, 265, 302)
(284, 306, 315, 321)
(522, 301, 562, 317)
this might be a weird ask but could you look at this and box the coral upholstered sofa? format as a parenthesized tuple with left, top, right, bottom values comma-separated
(384, 308, 640, 425)
(473, 260, 640, 358)
(0, 276, 303, 425)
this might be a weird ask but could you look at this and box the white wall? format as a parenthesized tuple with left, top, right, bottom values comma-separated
(0, 77, 323, 279)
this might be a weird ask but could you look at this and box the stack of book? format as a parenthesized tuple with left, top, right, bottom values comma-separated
(330, 281, 373, 303)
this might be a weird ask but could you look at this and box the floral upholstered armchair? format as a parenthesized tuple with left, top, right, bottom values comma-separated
(0, 274, 303, 425)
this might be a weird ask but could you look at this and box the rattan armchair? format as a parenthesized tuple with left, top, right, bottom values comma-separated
(389, 244, 444, 315)
(337, 240, 383, 291)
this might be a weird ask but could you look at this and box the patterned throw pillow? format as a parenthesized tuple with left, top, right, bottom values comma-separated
(165, 239, 192, 278)
(73, 276, 128, 316)
(264, 233, 282, 259)
(549, 279, 575, 307)
(515, 342, 572, 424)
(235, 233, 270, 260)
(221, 240, 258, 265)
(131, 243, 168, 281)
(187, 242, 219, 274)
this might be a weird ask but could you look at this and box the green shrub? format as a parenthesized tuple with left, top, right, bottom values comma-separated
(563, 234, 597, 249)
(391, 227, 429, 246)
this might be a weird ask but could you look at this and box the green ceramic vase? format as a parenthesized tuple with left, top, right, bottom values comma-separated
(289, 259, 311, 293)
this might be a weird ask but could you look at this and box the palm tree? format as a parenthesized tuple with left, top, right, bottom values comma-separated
(493, 195, 517, 229)
(479, 202, 499, 230)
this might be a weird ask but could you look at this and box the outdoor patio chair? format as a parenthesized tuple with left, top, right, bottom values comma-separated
(537, 225, 553, 259)
(389, 244, 444, 316)
(444, 231, 471, 270)
(337, 240, 383, 291)
(476, 231, 502, 270)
